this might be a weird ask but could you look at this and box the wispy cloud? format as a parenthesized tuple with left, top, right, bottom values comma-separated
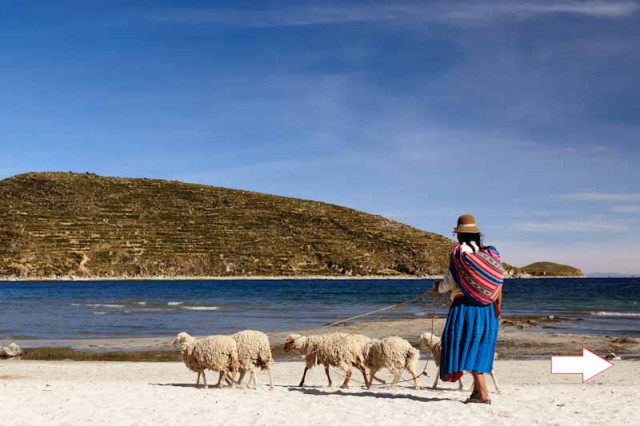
(144, 5, 403, 27)
(611, 205, 640, 214)
(517, 221, 627, 232)
(565, 192, 640, 202)
(144, 1, 639, 27)
(447, 1, 640, 21)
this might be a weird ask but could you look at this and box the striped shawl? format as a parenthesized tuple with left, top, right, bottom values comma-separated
(449, 244, 504, 306)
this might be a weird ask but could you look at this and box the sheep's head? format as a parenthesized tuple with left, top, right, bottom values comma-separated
(173, 332, 193, 348)
(283, 334, 305, 354)
(362, 340, 377, 362)
(419, 332, 440, 350)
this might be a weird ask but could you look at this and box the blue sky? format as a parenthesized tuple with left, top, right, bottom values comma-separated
(1, 1, 639, 274)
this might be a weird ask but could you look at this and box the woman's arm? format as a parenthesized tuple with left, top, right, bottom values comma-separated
(493, 287, 503, 317)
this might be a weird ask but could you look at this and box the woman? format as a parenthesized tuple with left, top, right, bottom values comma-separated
(433, 214, 503, 404)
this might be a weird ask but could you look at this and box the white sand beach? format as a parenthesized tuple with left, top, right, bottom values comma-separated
(0, 358, 636, 426)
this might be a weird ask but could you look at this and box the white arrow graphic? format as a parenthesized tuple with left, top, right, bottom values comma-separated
(551, 347, 614, 382)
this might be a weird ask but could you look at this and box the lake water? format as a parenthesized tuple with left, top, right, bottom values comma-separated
(0, 278, 638, 339)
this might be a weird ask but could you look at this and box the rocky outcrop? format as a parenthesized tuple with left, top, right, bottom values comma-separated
(0, 343, 23, 358)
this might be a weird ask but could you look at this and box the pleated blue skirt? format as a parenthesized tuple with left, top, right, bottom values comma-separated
(440, 297, 499, 381)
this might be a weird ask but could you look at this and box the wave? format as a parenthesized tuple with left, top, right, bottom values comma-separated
(590, 311, 640, 318)
(92, 311, 108, 316)
(167, 302, 183, 306)
(87, 304, 126, 308)
(182, 306, 219, 311)
(137, 301, 147, 306)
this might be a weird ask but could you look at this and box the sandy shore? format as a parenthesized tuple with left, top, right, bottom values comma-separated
(4, 317, 639, 359)
(0, 358, 636, 425)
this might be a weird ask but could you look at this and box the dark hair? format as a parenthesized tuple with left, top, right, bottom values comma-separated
(457, 232, 482, 247)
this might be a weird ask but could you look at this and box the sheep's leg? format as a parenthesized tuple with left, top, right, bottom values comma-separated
(408, 368, 420, 390)
(340, 369, 352, 389)
(249, 369, 256, 389)
(357, 365, 368, 387)
(366, 368, 379, 389)
(432, 367, 440, 390)
(196, 371, 201, 386)
(202, 371, 208, 389)
(237, 369, 246, 386)
(458, 377, 465, 391)
(224, 369, 234, 386)
(298, 367, 309, 387)
(372, 374, 386, 384)
(391, 371, 401, 389)
(267, 368, 274, 390)
(490, 372, 501, 393)
(253, 368, 258, 388)
(218, 370, 229, 388)
(324, 366, 333, 388)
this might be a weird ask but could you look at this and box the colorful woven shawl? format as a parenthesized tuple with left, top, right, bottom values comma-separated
(449, 244, 504, 306)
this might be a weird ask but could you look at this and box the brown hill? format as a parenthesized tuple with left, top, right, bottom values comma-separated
(505, 262, 584, 278)
(0, 172, 456, 278)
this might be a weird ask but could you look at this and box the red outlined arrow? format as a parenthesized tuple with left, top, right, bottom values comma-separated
(551, 347, 614, 383)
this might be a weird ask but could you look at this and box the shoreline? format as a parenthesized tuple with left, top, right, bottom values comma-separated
(0, 274, 588, 282)
(3, 316, 639, 361)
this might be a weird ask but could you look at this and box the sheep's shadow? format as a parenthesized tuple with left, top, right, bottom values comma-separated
(150, 383, 230, 389)
(288, 387, 457, 402)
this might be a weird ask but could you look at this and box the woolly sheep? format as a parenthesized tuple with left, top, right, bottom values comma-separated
(173, 332, 239, 389)
(363, 336, 420, 390)
(231, 330, 274, 390)
(348, 334, 386, 385)
(283, 332, 368, 389)
(419, 332, 500, 393)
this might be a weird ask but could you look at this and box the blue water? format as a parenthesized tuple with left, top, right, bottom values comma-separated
(0, 278, 638, 339)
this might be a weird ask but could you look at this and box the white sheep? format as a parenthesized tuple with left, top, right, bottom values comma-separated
(283, 332, 368, 389)
(363, 336, 420, 390)
(348, 334, 386, 385)
(173, 332, 239, 389)
(231, 330, 274, 390)
(419, 332, 501, 393)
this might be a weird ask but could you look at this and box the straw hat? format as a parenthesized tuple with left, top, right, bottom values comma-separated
(454, 214, 481, 234)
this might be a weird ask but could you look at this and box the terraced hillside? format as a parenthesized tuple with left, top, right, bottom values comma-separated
(0, 172, 456, 278)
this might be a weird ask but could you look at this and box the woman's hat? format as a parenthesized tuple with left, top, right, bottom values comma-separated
(454, 214, 481, 234)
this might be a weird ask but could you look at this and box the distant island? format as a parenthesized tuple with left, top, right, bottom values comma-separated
(0, 172, 583, 280)
(504, 262, 584, 278)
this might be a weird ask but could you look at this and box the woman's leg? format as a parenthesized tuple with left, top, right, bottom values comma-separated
(471, 372, 489, 400)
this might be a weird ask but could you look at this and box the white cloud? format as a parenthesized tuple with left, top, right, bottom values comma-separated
(447, 1, 640, 21)
(144, 1, 639, 27)
(611, 205, 640, 214)
(565, 192, 640, 202)
(517, 221, 627, 232)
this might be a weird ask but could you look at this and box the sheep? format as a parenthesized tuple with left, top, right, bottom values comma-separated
(348, 334, 386, 385)
(231, 330, 274, 390)
(363, 336, 420, 390)
(173, 332, 239, 389)
(419, 332, 501, 393)
(283, 332, 368, 389)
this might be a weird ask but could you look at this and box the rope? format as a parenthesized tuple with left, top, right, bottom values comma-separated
(274, 289, 433, 353)
(277, 285, 443, 387)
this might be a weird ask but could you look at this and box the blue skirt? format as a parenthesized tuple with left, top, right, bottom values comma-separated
(440, 297, 499, 381)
